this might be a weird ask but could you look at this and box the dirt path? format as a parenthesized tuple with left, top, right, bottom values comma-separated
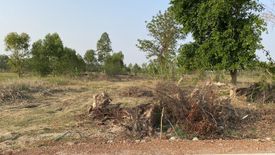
(12, 140, 275, 155)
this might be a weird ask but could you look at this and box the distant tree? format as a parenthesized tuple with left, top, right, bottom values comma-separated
(0, 55, 10, 72)
(84, 49, 98, 71)
(137, 10, 184, 75)
(31, 39, 51, 76)
(76, 54, 86, 73)
(132, 63, 142, 76)
(31, 33, 64, 76)
(104, 51, 124, 76)
(60, 47, 85, 75)
(43, 33, 64, 75)
(4, 32, 30, 77)
(128, 63, 133, 71)
(32, 33, 84, 76)
(97, 32, 112, 64)
(171, 0, 266, 84)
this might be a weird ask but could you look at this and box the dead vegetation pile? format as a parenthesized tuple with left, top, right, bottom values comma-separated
(119, 86, 154, 97)
(88, 92, 161, 138)
(236, 82, 275, 103)
(0, 84, 66, 105)
(89, 81, 240, 139)
(155, 82, 239, 137)
(0, 87, 30, 103)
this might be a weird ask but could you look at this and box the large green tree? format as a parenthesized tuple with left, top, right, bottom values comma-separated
(4, 32, 30, 77)
(171, 0, 266, 84)
(96, 32, 112, 64)
(137, 10, 184, 75)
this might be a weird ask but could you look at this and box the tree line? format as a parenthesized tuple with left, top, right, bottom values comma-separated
(0, 0, 274, 84)
(1, 32, 132, 77)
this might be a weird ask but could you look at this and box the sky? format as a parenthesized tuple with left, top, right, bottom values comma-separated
(0, 0, 274, 65)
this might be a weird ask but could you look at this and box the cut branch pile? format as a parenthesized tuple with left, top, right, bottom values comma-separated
(88, 82, 240, 139)
(0, 88, 29, 103)
(236, 82, 275, 103)
(88, 92, 161, 138)
(155, 82, 239, 136)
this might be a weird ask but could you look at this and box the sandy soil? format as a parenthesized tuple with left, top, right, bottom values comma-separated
(10, 140, 275, 155)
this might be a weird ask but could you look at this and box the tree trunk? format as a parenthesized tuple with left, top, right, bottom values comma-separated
(230, 70, 238, 85)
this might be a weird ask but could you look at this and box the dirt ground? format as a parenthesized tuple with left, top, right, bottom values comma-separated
(0, 75, 275, 154)
(12, 140, 275, 155)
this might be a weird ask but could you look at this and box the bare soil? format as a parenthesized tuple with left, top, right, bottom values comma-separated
(12, 140, 275, 155)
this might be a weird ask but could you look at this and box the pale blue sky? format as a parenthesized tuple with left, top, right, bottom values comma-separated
(0, 0, 274, 64)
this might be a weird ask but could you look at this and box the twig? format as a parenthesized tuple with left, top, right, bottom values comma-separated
(54, 131, 71, 141)
(160, 107, 164, 139)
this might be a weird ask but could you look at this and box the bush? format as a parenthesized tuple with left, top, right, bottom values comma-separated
(103, 52, 125, 76)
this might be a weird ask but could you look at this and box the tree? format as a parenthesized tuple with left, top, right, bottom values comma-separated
(31, 33, 64, 76)
(132, 63, 142, 76)
(31, 33, 85, 76)
(4, 32, 30, 77)
(137, 10, 184, 75)
(84, 49, 98, 71)
(61, 47, 86, 75)
(0, 55, 10, 72)
(31, 39, 51, 76)
(97, 32, 112, 64)
(171, 0, 266, 84)
(128, 63, 133, 73)
(104, 51, 125, 76)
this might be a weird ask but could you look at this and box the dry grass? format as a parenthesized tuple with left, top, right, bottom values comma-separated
(0, 74, 159, 151)
(0, 72, 274, 152)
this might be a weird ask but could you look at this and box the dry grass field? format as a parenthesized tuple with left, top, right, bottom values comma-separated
(0, 73, 274, 154)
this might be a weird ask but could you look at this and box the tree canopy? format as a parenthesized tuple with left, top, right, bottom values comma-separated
(104, 51, 125, 76)
(0, 55, 10, 72)
(84, 49, 98, 71)
(137, 10, 184, 75)
(4, 32, 30, 77)
(97, 32, 112, 64)
(31, 33, 85, 76)
(171, 0, 266, 84)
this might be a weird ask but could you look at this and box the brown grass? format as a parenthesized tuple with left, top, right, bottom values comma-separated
(0, 72, 274, 152)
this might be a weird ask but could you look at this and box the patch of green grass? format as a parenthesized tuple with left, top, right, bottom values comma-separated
(44, 76, 73, 85)
(224, 129, 242, 138)
(0, 72, 18, 81)
(174, 127, 188, 139)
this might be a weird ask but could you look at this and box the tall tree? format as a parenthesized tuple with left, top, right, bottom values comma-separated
(4, 32, 30, 77)
(171, 0, 266, 84)
(96, 32, 112, 64)
(137, 10, 184, 75)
